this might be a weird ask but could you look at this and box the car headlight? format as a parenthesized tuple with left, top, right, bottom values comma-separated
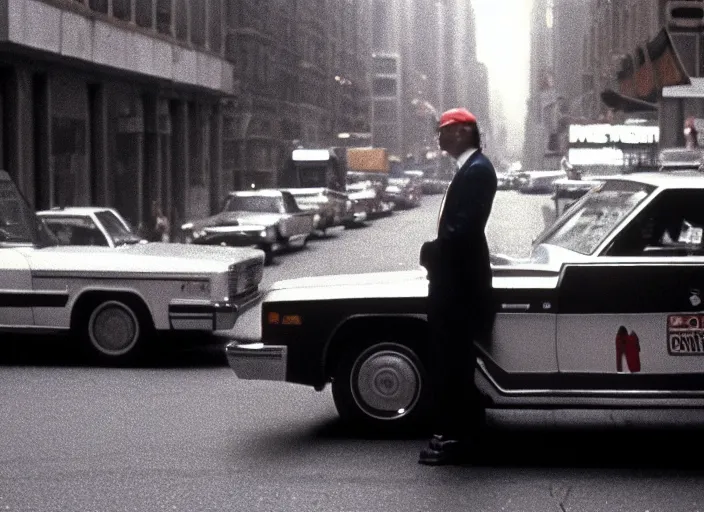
(180, 280, 211, 297)
(192, 229, 206, 239)
(259, 226, 276, 239)
(181, 222, 194, 230)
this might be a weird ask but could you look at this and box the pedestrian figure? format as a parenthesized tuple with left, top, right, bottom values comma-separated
(143, 201, 170, 243)
(418, 108, 497, 466)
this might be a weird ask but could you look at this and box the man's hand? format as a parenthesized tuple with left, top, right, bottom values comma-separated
(420, 239, 438, 269)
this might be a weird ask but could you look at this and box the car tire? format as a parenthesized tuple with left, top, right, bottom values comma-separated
(332, 341, 431, 435)
(75, 296, 153, 365)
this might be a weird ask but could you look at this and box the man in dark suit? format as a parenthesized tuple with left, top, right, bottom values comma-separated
(418, 108, 497, 466)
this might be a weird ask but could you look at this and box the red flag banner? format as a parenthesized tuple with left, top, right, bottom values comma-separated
(633, 47, 657, 102)
(617, 55, 635, 97)
(646, 28, 691, 89)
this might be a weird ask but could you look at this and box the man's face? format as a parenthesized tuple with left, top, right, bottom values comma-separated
(437, 123, 469, 156)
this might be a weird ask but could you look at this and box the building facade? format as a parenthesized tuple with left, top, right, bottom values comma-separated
(575, 0, 704, 150)
(1, 0, 373, 230)
(370, 0, 490, 165)
(523, 0, 676, 169)
(579, 0, 661, 121)
(523, 0, 556, 169)
(228, 0, 373, 190)
(1, 0, 236, 230)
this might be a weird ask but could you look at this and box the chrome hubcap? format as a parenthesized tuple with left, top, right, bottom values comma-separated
(351, 347, 421, 421)
(88, 301, 140, 356)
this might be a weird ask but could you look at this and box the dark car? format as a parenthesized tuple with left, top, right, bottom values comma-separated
(181, 190, 315, 264)
(383, 177, 421, 209)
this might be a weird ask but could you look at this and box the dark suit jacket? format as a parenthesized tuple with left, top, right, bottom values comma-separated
(420, 148, 497, 291)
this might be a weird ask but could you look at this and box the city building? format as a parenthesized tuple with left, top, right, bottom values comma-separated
(230, 0, 373, 190)
(522, 0, 704, 168)
(370, 53, 402, 152)
(369, 0, 490, 166)
(1, 0, 374, 230)
(1, 0, 234, 229)
(523, 0, 559, 170)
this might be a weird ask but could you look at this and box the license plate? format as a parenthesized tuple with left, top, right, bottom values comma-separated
(667, 314, 704, 355)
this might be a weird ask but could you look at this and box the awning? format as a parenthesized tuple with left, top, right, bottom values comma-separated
(607, 27, 691, 112)
(600, 89, 658, 112)
(662, 77, 704, 98)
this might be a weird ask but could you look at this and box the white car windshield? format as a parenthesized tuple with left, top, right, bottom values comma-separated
(95, 211, 142, 245)
(537, 180, 655, 255)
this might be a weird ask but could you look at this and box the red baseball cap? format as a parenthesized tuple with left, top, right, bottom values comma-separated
(438, 108, 477, 128)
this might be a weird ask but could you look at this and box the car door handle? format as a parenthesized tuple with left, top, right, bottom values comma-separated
(500, 303, 531, 311)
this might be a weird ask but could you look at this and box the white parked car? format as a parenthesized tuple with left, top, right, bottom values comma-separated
(37, 206, 146, 247)
(518, 169, 567, 194)
(0, 171, 265, 364)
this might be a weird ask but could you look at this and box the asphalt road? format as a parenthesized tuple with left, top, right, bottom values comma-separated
(2, 191, 704, 512)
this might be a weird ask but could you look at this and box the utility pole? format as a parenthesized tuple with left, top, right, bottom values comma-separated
(436, 0, 445, 175)
(437, 0, 445, 114)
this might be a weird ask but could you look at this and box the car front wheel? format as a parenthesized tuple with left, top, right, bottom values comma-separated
(332, 341, 431, 434)
(75, 297, 152, 364)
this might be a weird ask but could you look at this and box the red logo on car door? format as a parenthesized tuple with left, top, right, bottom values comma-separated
(615, 326, 641, 373)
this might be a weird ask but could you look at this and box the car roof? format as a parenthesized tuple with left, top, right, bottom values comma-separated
(610, 171, 704, 189)
(37, 207, 117, 215)
(228, 189, 283, 197)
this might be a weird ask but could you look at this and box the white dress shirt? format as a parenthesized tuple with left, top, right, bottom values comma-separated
(437, 148, 477, 230)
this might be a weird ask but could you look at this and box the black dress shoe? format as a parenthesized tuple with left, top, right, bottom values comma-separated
(418, 435, 469, 466)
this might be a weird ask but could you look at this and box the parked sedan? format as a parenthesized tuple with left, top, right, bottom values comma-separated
(38, 207, 145, 247)
(518, 169, 567, 194)
(345, 180, 393, 221)
(225, 171, 704, 434)
(421, 177, 450, 195)
(383, 177, 421, 209)
(0, 171, 265, 365)
(181, 190, 315, 264)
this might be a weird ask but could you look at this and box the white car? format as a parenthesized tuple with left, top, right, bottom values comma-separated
(518, 169, 567, 193)
(37, 207, 146, 247)
(0, 171, 265, 364)
(226, 171, 704, 434)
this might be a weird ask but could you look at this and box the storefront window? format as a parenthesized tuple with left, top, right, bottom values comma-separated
(112, 0, 131, 21)
(52, 117, 87, 208)
(89, 0, 108, 14)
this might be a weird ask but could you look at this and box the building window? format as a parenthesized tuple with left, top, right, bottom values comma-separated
(373, 57, 397, 74)
(156, 0, 172, 35)
(89, 0, 108, 14)
(136, 0, 153, 28)
(373, 77, 397, 96)
(175, 0, 189, 42)
(373, 101, 397, 122)
(52, 117, 87, 208)
(209, 0, 223, 53)
(112, 0, 132, 21)
(191, 0, 206, 47)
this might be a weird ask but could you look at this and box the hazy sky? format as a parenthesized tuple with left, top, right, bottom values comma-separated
(472, 0, 533, 155)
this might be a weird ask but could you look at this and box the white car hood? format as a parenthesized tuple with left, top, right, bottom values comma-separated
(265, 269, 428, 302)
(264, 265, 563, 304)
(270, 269, 427, 290)
(18, 243, 263, 275)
